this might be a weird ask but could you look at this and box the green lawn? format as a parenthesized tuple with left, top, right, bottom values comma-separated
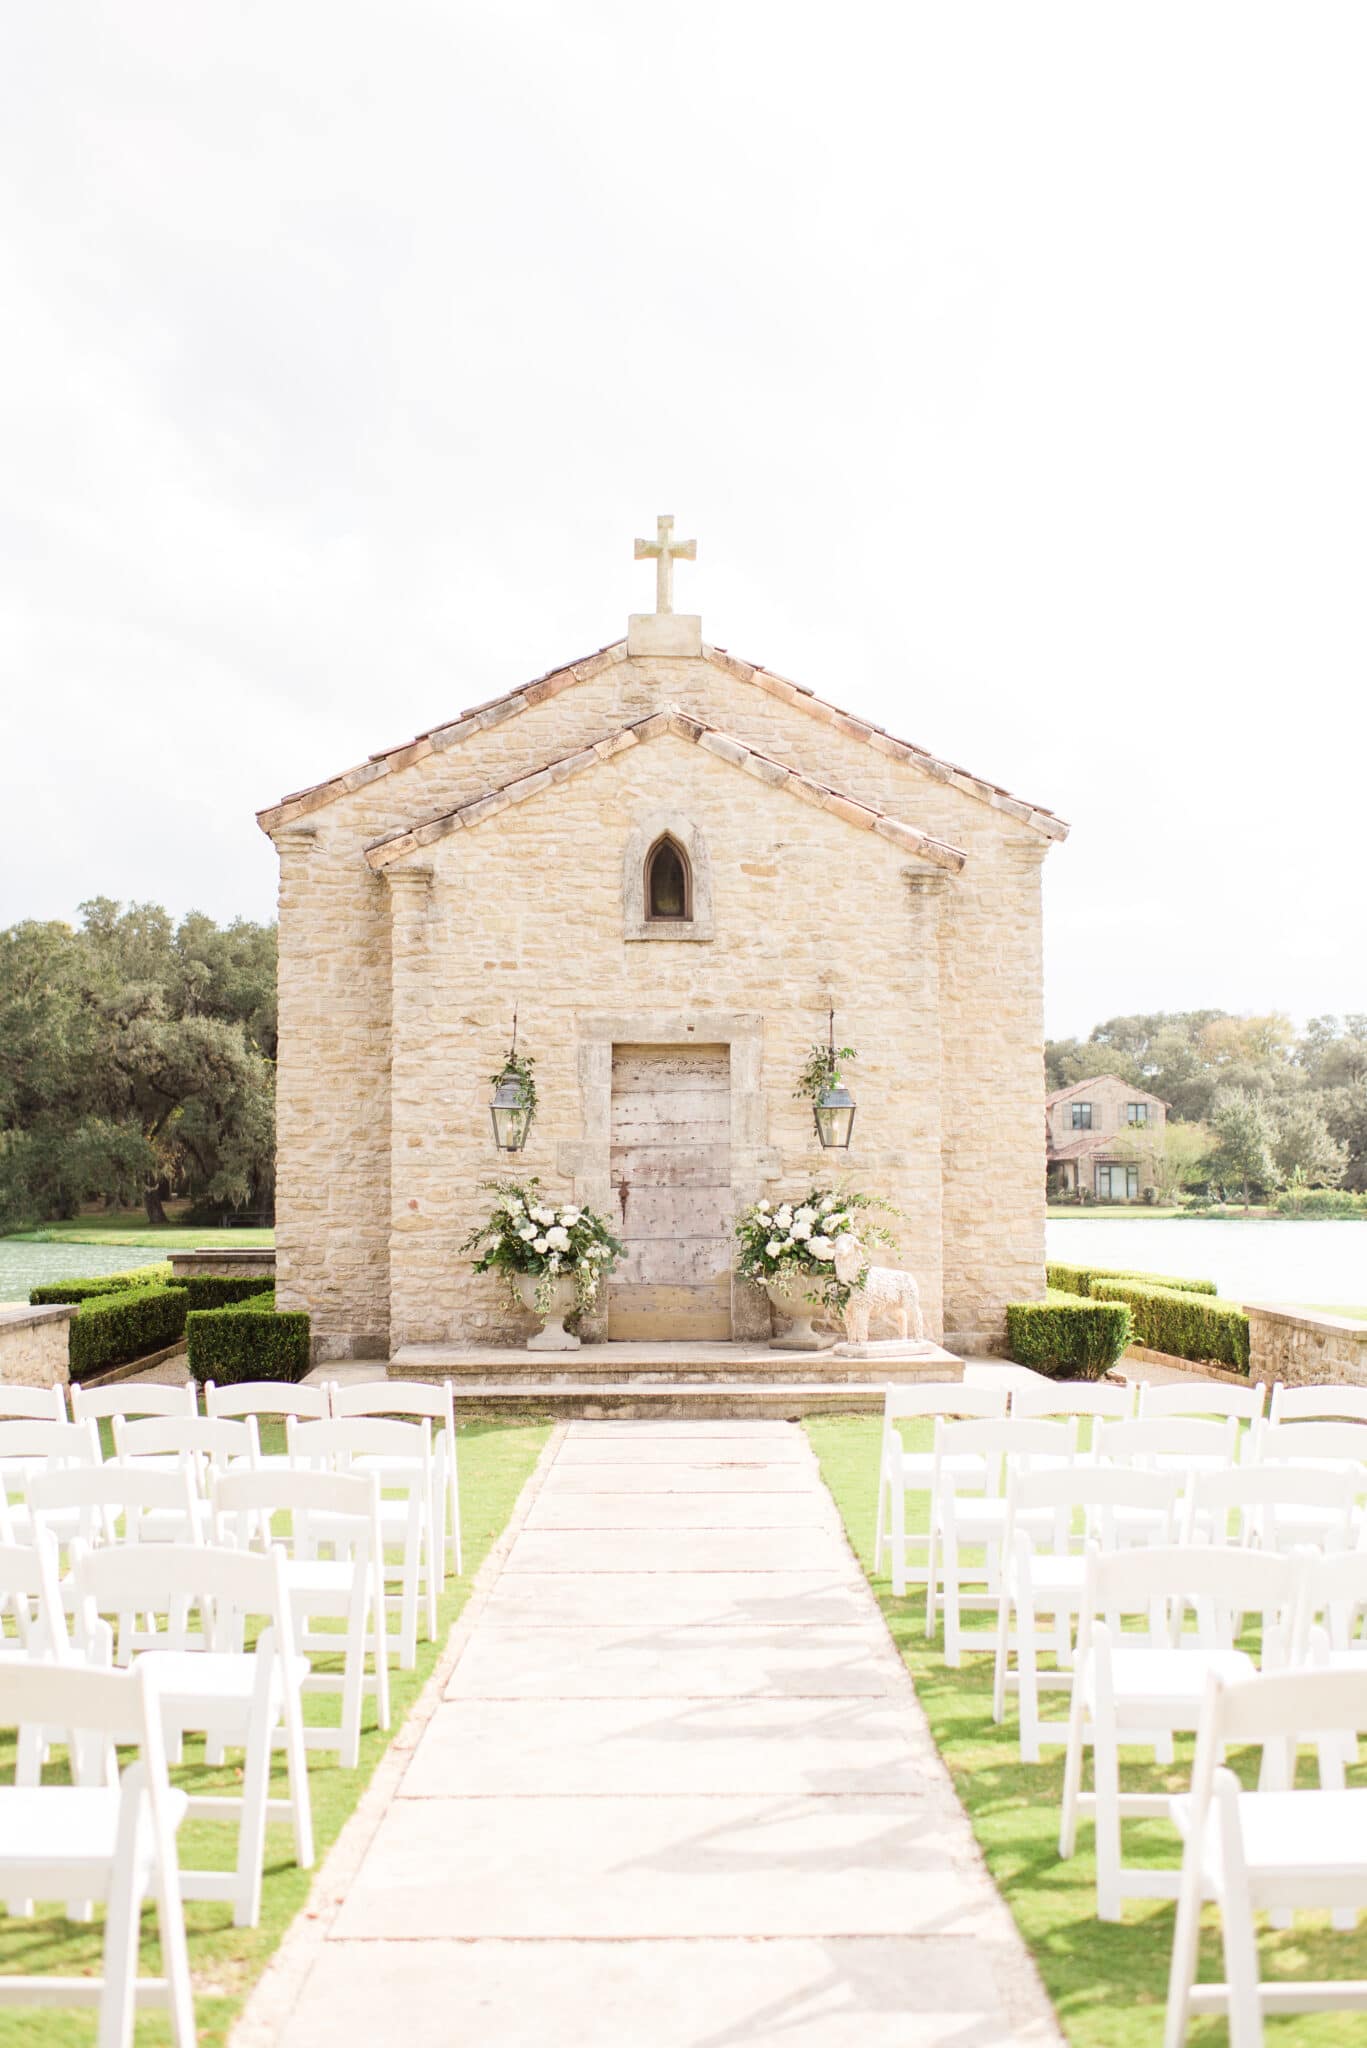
(4, 1218, 275, 1250)
(0, 1417, 551, 2046)
(1303, 1304, 1367, 1320)
(805, 1414, 1367, 2048)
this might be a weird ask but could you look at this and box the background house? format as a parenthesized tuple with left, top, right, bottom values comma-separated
(1046, 1074, 1168, 1201)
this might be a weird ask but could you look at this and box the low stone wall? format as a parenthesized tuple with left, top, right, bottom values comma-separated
(1247, 1304, 1367, 1388)
(1121, 1343, 1254, 1388)
(0, 1303, 74, 1387)
(167, 1247, 276, 1282)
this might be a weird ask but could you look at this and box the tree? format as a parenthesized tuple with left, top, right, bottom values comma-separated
(1112, 1119, 1213, 1204)
(1271, 1098, 1347, 1188)
(1207, 1089, 1280, 1211)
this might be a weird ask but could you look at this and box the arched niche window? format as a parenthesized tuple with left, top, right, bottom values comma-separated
(646, 835, 691, 921)
(624, 814, 714, 942)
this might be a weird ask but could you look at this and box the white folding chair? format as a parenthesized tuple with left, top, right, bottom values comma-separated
(1059, 1544, 1298, 1920)
(874, 1381, 1010, 1596)
(0, 1418, 102, 1539)
(1268, 1381, 1367, 1426)
(71, 1541, 314, 1929)
(926, 1416, 1077, 1665)
(202, 1380, 332, 1476)
(1165, 1666, 1367, 2048)
(991, 1466, 1183, 1761)
(1010, 1378, 1136, 1422)
(1095, 1415, 1241, 1487)
(70, 1382, 199, 1425)
(211, 1466, 390, 1769)
(0, 1659, 195, 2047)
(1252, 1420, 1367, 1484)
(0, 1384, 68, 1421)
(0, 1533, 70, 1785)
(1185, 1464, 1360, 1556)
(288, 1416, 432, 1660)
(1137, 1379, 1266, 1424)
(114, 1413, 260, 1490)
(329, 1378, 464, 1575)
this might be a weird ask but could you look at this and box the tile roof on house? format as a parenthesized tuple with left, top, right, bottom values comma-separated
(1045, 1075, 1169, 1109)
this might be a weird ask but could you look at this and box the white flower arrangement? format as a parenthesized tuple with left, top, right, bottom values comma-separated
(462, 1177, 624, 1318)
(733, 1184, 901, 1311)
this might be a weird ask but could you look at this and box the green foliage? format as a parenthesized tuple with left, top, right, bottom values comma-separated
(461, 1176, 623, 1318)
(1274, 1185, 1367, 1218)
(794, 1040, 858, 1104)
(1090, 1278, 1251, 1371)
(1208, 1087, 1280, 1208)
(68, 1282, 189, 1381)
(185, 1293, 311, 1385)
(1044, 1261, 1217, 1298)
(179, 1273, 277, 1312)
(734, 1186, 899, 1313)
(1004, 1290, 1132, 1379)
(29, 1261, 172, 1304)
(1272, 1102, 1347, 1187)
(0, 900, 276, 1231)
(488, 1046, 538, 1128)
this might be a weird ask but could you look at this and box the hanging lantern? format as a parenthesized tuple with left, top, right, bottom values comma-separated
(489, 1009, 535, 1152)
(813, 1004, 856, 1150)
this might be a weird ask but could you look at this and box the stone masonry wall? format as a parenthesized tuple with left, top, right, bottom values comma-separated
(1248, 1305, 1367, 1388)
(0, 1304, 74, 1387)
(267, 644, 1054, 1356)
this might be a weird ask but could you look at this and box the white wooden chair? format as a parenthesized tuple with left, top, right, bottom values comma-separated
(873, 1382, 1010, 1596)
(0, 1417, 102, 1539)
(1184, 1464, 1360, 1556)
(71, 1541, 314, 1928)
(1138, 1380, 1267, 1425)
(926, 1416, 1077, 1664)
(29, 1463, 206, 1560)
(202, 1380, 331, 1424)
(1095, 1414, 1241, 1477)
(0, 1384, 68, 1421)
(287, 1416, 433, 1660)
(1252, 1420, 1367, 1484)
(0, 1532, 70, 1785)
(211, 1466, 390, 1769)
(1165, 1665, 1367, 2048)
(70, 1382, 199, 1425)
(1009, 1378, 1135, 1422)
(0, 1659, 195, 2047)
(113, 1414, 260, 1496)
(1059, 1544, 1299, 1920)
(329, 1378, 464, 1575)
(1268, 1381, 1367, 1426)
(991, 1465, 1183, 1761)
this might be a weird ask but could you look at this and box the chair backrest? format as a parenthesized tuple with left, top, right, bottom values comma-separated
(1007, 1463, 1182, 1554)
(1137, 1380, 1266, 1423)
(72, 1538, 293, 1657)
(203, 1378, 331, 1420)
(1201, 1662, 1367, 1752)
(69, 1380, 199, 1424)
(1292, 1550, 1367, 1658)
(211, 1464, 380, 1557)
(1094, 1414, 1239, 1467)
(935, 1416, 1077, 1499)
(328, 1378, 455, 1426)
(27, 1462, 202, 1548)
(1185, 1463, 1360, 1551)
(1269, 1381, 1367, 1426)
(1081, 1542, 1298, 1656)
(114, 1413, 259, 1474)
(1010, 1378, 1135, 1421)
(287, 1415, 431, 1472)
(0, 1530, 69, 1654)
(884, 1381, 1009, 1424)
(1255, 1420, 1367, 1469)
(0, 1656, 176, 1796)
(0, 1417, 101, 1476)
(0, 1384, 68, 1422)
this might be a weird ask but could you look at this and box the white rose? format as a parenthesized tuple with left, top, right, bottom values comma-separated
(531, 1205, 555, 1225)
(506, 1197, 525, 1214)
(517, 1224, 536, 1241)
(775, 1205, 793, 1229)
(794, 1205, 816, 1226)
(757, 1200, 771, 1213)
(546, 1226, 570, 1251)
(532, 1236, 549, 1253)
(765, 1238, 783, 1257)
(789, 1219, 812, 1241)
(819, 1195, 837, 1213)
(809, 1234, 834, 1259)
(560, 1206, 581, 1225)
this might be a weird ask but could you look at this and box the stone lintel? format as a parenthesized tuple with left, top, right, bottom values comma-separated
(627, 614, 703, 658)
(0, 1302, 78, 1332)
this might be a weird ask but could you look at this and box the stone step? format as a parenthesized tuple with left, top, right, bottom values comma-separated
(436, 1379, 905, 1419)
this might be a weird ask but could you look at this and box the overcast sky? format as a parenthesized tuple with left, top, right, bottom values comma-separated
(2, 4, 1363, 1038)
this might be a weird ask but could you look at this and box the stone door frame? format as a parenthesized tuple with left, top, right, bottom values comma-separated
(558, 1010, 780, 1342)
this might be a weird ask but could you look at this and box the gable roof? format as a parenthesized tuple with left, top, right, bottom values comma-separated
(362, 706, 968, 874)
(258, 638, 1068, 841)
(1046, 1075, 1170, 1109)
(1047, 1131, 1143, 1162)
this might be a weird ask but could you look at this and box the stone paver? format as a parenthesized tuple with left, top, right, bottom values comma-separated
(256, 1419, 1063, 2048)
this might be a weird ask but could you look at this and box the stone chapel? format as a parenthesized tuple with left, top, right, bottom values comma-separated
(258, 520, 1068, 1363)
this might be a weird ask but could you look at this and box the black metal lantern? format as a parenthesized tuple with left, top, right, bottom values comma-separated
(813, 1004, 856, 1150)
(489, 1009, 534, 1153)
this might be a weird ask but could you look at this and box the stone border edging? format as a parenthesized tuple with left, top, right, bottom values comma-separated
(227, 1419, 568, 2048)
(79, 1341, 190, 1389)
(1120, 1344, 1256, 1387)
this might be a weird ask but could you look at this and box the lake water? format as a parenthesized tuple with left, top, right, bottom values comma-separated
(0, 1241, 168, 1305)
(1046, 1217, 1367, 1308)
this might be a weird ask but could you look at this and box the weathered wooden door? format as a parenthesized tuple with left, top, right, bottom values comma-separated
(607, 1044, 732, 1341)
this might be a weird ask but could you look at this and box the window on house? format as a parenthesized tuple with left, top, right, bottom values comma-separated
(1127, 1102, 1151, 1126)
(1071, 1102, 1092, 1129)
(1096, 1163, 1140, 1201)
(646, 836, 691, 920)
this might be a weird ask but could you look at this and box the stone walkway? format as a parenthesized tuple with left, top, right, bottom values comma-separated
(243, 1419, 1063, 2047)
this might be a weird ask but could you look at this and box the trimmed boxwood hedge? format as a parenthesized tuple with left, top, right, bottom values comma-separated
(30, 1263, 173, 1306)
(1089, 1279, 1250, 1373)
(68, 1282, 190, 1382)
(1005, 1290, 1133, 1380)
(179, 1274, 277, 1314)
(185, 1292, 311, 1386)
(1045, 1262, 1218, 1299)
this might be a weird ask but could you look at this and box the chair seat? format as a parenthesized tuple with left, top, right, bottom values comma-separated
(281, 1560, 362, 1603)
(1086, 1646, 1255, 1710)
(0, 1785, 187, 1877)
(1173, 1787, 1367, 1884)
(136, 1648, 311, 1716)
(1012, 1553, 1089, 1595)
(895, 1451, 987, 1485)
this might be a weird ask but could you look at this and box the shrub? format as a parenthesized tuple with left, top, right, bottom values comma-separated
(68, 1283, 189, 1382)
(1045, 1262, 1218, 1299)
(1090, 1279, 1250, 1372)
(185, 1293, 311, 1386)
(1273, 1188, 1367, 1219)
(1005, 1290, 1133, 1380)
(30, 1262, 173, 1306)
(179, 1274, 277, 1313)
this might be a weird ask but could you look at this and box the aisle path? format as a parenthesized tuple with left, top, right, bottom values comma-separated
(264, 1419, 1062, 2047)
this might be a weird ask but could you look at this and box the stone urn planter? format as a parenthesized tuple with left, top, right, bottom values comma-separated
(764, 1280, 833, 1352)
(515, 1272, 581, 1351)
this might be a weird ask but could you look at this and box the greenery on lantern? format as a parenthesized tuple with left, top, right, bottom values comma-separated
(734, 1186, 899, 1313)
(794, 1040, 858, 1106)
(489, 1047, 538, 1123)
(461, 1176, 623, 1317)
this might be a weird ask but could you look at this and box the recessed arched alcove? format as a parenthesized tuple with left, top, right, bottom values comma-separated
(645, 835, 690, 921)
(623, 814, 714, 941)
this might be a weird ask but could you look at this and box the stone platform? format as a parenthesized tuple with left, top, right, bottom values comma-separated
(385, 1339, 962, 1417)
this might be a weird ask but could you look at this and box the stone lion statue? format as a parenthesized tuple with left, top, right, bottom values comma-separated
(833, 1233, 926, 1345)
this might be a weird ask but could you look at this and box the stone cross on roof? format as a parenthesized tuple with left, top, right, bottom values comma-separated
(629, 513, 702, 658)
